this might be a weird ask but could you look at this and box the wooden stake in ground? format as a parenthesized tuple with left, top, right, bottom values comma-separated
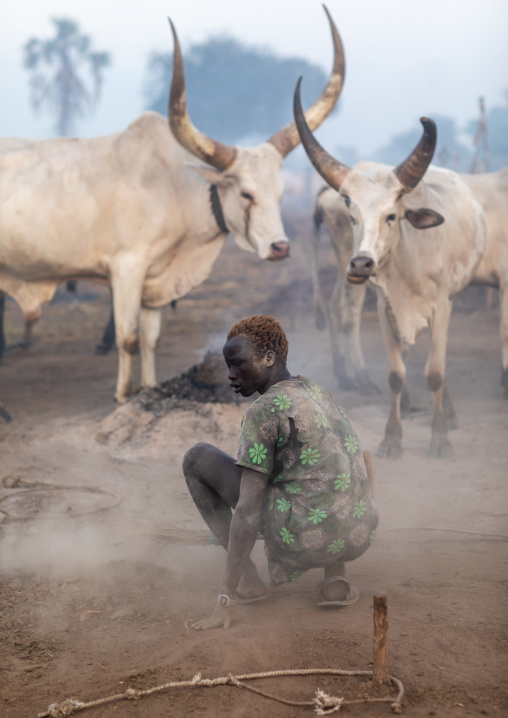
(373, 593, 388, 684)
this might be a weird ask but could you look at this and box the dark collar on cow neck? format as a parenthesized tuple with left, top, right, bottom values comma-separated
(209, 185, 229, 235)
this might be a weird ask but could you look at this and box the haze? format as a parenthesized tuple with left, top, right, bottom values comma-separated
(1, 0, 507, 156)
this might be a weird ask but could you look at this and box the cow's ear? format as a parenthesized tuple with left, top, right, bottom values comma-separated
(185, 163, 236, 187)
(185, 163, 222, 184)
(404, 208, 445, 229)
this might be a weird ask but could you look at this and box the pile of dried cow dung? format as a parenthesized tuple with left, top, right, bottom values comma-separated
(136, 351, 246, 413)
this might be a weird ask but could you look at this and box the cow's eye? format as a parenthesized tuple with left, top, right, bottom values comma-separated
(386, 213, 396, 223)
(343, 195, 351, 208)
(241, 191, 254, 202)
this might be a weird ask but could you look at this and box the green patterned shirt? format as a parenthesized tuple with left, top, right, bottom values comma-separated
(236, 377, 378, 586)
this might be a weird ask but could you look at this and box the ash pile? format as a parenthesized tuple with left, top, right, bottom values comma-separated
(136, 351, 247, 415)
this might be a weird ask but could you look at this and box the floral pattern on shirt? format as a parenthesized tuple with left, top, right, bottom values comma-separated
(236, 377, 378, 586)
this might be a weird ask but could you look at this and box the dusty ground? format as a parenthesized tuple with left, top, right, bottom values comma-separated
(0, 229, 507, 718)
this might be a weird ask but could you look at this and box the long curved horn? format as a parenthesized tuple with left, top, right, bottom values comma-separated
(167, 19, 237, 171)
(293, 77, 351, 191)
(394, 117, 437, 190)
(268, 5, 345, 158)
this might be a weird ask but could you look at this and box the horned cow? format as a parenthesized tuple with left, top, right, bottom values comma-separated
(0, 8, 344, 405)
(295, 80, 486, 458)
(311, 168, 508, 401)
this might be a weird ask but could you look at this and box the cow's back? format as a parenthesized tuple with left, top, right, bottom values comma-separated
(0, 112, 187, 278)
(462, 169, 508, 287)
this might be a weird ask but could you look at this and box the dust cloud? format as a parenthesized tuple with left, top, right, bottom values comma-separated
(0, 199, 506, 715)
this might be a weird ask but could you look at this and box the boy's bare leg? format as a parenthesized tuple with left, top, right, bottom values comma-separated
(183, 441, 266, 597)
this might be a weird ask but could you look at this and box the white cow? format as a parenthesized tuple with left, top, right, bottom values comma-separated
(311, 185, 379, 395)
(311, 169, 508, 401)
(0, 8, 345, 405)
(294, 80, 486, 458)
(462, 170, 508, 398)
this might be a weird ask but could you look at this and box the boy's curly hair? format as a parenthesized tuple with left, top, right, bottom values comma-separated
(226, 315, 289, 365)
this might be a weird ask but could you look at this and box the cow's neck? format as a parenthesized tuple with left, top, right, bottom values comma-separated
(209, 185, 229, 235)
(370, 208, 433, 347)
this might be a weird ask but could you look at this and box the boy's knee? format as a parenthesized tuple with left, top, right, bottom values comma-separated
(182, 442, 211, 476)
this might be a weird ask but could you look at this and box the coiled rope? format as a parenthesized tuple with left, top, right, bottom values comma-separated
(0, 475, 120, 522)
(38, 668, 404, 717)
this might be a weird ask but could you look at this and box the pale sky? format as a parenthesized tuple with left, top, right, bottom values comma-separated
(1, 0, 507, 156)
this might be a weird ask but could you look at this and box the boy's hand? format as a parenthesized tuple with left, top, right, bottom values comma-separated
(191, 602, 236, 631)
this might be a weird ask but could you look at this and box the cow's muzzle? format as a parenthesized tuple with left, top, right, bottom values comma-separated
(347, 255, 374, 284)
(269, 241, 290, 261)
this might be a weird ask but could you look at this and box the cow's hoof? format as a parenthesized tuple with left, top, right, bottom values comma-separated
(5, 341, 32, 353)
(0, 407, 13, 423)
(427, 439, 454, 458)
(377, 439, 402, 460)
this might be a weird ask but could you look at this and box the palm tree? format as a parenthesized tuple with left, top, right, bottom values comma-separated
(23, 18, 111, 137)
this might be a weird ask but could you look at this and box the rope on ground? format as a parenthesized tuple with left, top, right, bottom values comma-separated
(37, 668, 404, 717)
(0, 476, 120, 522)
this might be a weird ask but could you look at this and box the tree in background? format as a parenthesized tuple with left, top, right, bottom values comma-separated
(363, 96, 508, 174)
(23, 18, 111, 137)
(465, 92, 508, 171)
(144, 36, 333, 144)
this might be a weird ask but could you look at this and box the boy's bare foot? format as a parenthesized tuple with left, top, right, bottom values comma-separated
(320, 578, 349, 602)
(321, 563, 348, 601)
(237, 560, 267, 599)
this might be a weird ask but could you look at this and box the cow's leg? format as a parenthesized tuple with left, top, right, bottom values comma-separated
(443, 382, 458, 429)
(327, 223, 356, 391)
(343, 283, 380, 395)
(139, 306, 162, 389)
(328, 274, 354, 389)
(311, 217, 327, 330)
(95, 290, 116, 355)
(21, 316, 36, 348)
(377, 301, 405, 459)
(499, 283, 508, 400)
(425, 301, 453, 458)
(0, 291, 5, 364)
(111, 256, 146, 404)
(0, 292, 33, 357)
(400, 386, 411, 418)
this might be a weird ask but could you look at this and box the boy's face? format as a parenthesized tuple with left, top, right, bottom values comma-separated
(223, 336, 275, 397)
